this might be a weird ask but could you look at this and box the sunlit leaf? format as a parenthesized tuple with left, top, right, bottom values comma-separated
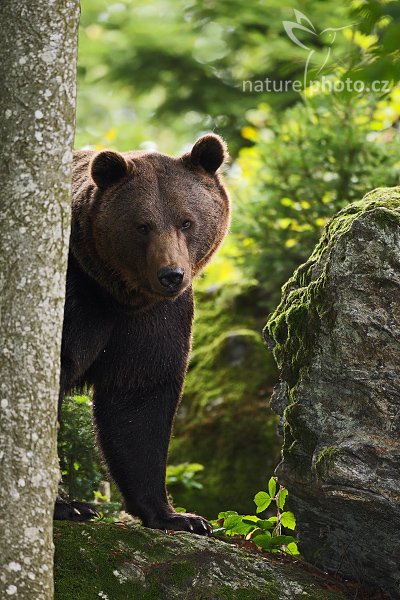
(254, 491, 272, 513)
(277, 488, 288, 510)
(268, 477, 277, 498)
(285, 542, 301, 556)
(281, 511, 296, 530)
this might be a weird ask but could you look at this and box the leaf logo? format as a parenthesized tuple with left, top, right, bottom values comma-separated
(283, 10, 352, 85)
(283, 10, 317, 51)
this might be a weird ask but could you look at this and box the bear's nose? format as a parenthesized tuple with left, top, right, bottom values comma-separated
(158, 267, 184, 291)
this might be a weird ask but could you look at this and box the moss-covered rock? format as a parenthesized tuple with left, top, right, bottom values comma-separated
(265, 188, 400, 598)
(54, 521, 349, 599)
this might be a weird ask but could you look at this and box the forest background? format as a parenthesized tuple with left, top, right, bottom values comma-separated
(59, 0, 400, 519)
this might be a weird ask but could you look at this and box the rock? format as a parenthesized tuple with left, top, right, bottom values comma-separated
(54, 521, 349, 599)
(264, 188, 400, 598)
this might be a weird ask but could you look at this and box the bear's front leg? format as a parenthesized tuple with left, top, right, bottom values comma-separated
(93, 382, 211, 535)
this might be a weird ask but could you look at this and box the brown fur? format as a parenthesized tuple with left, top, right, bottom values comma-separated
(71, 135, 230, 308)
(56, 136, 231, 533)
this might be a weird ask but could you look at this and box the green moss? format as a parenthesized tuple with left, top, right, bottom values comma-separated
(265, 188, 400, 474)
(266, 188, 400, 378)
(315, 446, 340, 465)
(284, 402, 318, 455)
(165, 561, 197, 587)
(54, 521, 349, 599)
(281, 403, 318, 478)
(217, 586, 280, 599)
(54, 521, 168, 600)
(315, 447, 341, 480)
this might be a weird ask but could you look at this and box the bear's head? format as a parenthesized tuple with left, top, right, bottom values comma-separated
(71, 134, 230, 308)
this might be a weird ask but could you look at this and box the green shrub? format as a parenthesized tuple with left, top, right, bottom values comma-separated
(58, 395, 104, 501)
(233, 88, 400, 310)
(212, 476, 299, 556)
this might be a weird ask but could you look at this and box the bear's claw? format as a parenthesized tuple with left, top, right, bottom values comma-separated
(145, 512, 212, 536)
(54, 497, 100, 522)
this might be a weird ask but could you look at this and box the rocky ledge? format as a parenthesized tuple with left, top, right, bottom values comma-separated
(54, 521, 352, 599)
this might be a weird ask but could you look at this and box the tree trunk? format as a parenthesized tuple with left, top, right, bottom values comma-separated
(0, 2, 80, 598)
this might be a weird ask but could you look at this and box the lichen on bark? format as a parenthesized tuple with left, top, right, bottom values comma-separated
(0, 1, 80, 598)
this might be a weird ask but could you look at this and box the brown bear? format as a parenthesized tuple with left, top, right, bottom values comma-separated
(55, 134, 230, 534)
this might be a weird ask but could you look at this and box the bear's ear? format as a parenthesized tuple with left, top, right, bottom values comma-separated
(190, 134, 228, 174)
(90, 150, 129, 189)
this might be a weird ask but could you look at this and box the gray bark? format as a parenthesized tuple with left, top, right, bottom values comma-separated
(0, 2, 80, 599)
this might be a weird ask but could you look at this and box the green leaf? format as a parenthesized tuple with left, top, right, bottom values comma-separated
(257, 519, 275, 530)
(223, 515, 243, 531)
(242, 519, 261, 527)
(223, 514, 255, 536)
(254, 491, 272, 513)
(189, 481, 203, 490)
(285, 542, 300, 556)
(253, 533, 297, 551)
(246, 528, 263, 539)
(268, 477, 277, 498)
(71, 395, 92, 405)
(252, 533, 272, 549)
(241, 515, 259, 523)
(233, 522, 257, 536)
(280, 511, 296, 530)
(218, 511, 238, 520)
(277, 488, 288, 510)
(267, 535, 297, 548)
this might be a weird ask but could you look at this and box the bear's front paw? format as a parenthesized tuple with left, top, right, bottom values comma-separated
(54, 497, 100, 522)
(145, 512, 212, 536)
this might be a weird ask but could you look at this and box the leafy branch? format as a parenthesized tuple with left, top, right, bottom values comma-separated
(212, 476, 299, 556)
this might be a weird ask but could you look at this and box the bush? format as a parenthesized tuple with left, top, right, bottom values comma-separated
(58, 395, 104, 501)
(233, 87, 400, 310)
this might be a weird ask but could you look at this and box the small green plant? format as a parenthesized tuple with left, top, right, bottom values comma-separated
(166, 462, 205, 490)
(212, 476, 299, 556)
(93, 502, 124, 523)
(58, 395, 105, 501)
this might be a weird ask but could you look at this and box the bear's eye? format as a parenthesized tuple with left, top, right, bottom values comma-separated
(137, 224, 150, 235)
(181, 220, 192, 230)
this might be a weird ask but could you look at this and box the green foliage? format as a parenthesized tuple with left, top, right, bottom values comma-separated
(77, 0, 400, 152)
(213, 476, 299, 556)
(349, 0, 400, 84)
(58, 395, 104, 501)
(166, 462, 205, 490)
(93, 502, 123, 523)
(233, 89, 400, 310)
(62, 0, 400, 521)
(254, 492, 272, 513)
